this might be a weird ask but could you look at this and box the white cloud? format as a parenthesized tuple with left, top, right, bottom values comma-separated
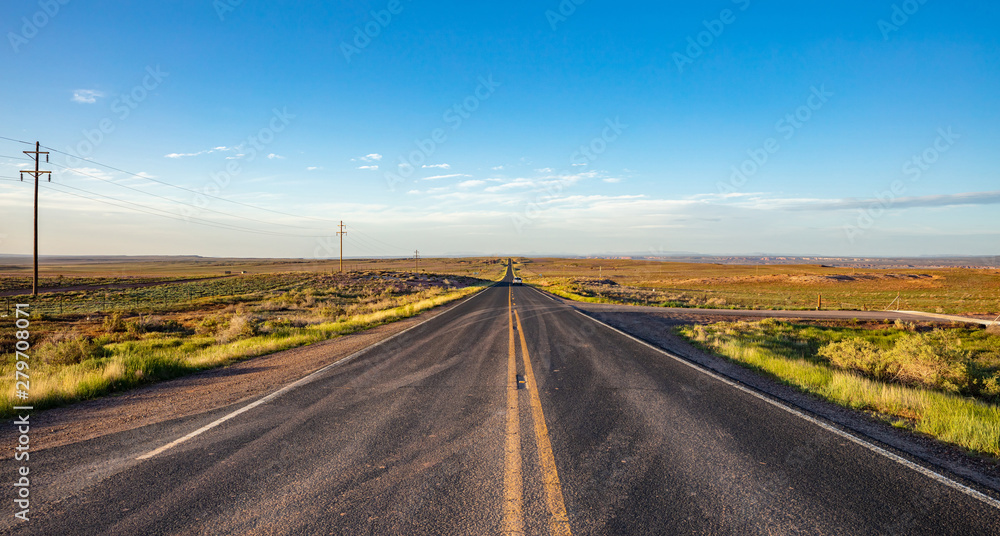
(485, 178, 537, 193)
(267, 153, 285, 160)
(458, 180, 486, 188)
(421, 173, 470, 181)
(71, 89, 104, 104)
(165, 146, 237, 159)
(491, 165, 506, 171)
(63, 167, 116, 181)
(407, 190, 421, 195)
(306, 166, 320, 171)
(353, 153, 383, 163)
(602, 178, 623, 183)
(358, 165, 379, 170)
(778, 190, 1000, 211)
(422, 163, 450, 169)
(535, 167, 554, 173)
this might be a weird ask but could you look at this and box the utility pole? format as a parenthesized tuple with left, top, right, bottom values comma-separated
(337, 221, 346, 273)
(414, 250, 419, 272)
(20, 142, 50, 297)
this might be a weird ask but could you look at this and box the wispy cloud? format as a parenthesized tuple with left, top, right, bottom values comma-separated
(306, 166, 321, 171)
(458, 179, 485, 188)
(423, 163, 450, 169)
(358, 165, 379, 170)
(71, 89, 104, 104)
(165, 146, 233, 159)
(421, 173, 470, 181)
(353, 153, 382, 163)
(63, 167, 116, 181)
(602, 177, 623, 183)
(780, 190, 1000, 211)
(267, 153, 285, 160)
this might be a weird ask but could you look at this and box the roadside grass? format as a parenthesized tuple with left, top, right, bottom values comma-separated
(0, 274, 497, 418)
(678, 320, 1000, 457)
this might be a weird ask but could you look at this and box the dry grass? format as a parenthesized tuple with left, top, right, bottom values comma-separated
(680, 320, 1000, 456)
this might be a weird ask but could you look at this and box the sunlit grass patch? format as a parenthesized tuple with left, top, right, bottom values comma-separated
(678, 320, 1000, 457)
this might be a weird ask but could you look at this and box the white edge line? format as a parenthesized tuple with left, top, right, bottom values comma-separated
(136, 284, 495, 461)
(525, 286, 1000, 511)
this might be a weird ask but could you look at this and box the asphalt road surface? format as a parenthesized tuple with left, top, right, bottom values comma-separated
(8, 264, 1000, 534)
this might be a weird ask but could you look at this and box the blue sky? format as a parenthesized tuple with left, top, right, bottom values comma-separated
(1, 0, 998, 258)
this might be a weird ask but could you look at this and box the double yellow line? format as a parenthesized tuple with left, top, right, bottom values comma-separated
(504, 285, 572, 535)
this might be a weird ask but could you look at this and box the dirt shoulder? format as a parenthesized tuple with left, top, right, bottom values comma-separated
(19, 292, 475, 455)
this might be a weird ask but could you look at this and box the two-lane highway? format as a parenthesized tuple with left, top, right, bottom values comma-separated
(10, 263, 1000, 534)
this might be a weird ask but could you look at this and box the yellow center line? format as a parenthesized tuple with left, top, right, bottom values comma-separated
(503, 285, 525, 535)
(514, 308, 572, 536)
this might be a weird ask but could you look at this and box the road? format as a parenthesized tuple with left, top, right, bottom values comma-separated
(8, 263, 1000, 534)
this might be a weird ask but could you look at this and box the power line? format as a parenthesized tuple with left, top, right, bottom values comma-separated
(39, 144, 345, 224)
(5, 173, 327, 238)
(45, 159, 324, 231)
(0, 135, 33, 146)
(350, 225, 408, 253)
(0, 153, 34, 161)
(44, 181, 321, 237)
(343, 234, 384, 257)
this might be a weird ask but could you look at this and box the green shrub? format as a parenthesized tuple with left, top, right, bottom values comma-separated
(819, 339, 899, 382)
(195, 316, 222, 336)
(103, 312, 125, 333)
(37, 337, 107, 366)
(888, 331, 970, 393)
(217, 313, 260, 342)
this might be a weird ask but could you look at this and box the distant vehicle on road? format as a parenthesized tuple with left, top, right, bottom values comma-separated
(512, 277, 522, 285)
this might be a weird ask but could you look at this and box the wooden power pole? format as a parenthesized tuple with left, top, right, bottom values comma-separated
(20, 142, 50, 297)
(337, 221, 346, 272)
(414, 250, 419, 272)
